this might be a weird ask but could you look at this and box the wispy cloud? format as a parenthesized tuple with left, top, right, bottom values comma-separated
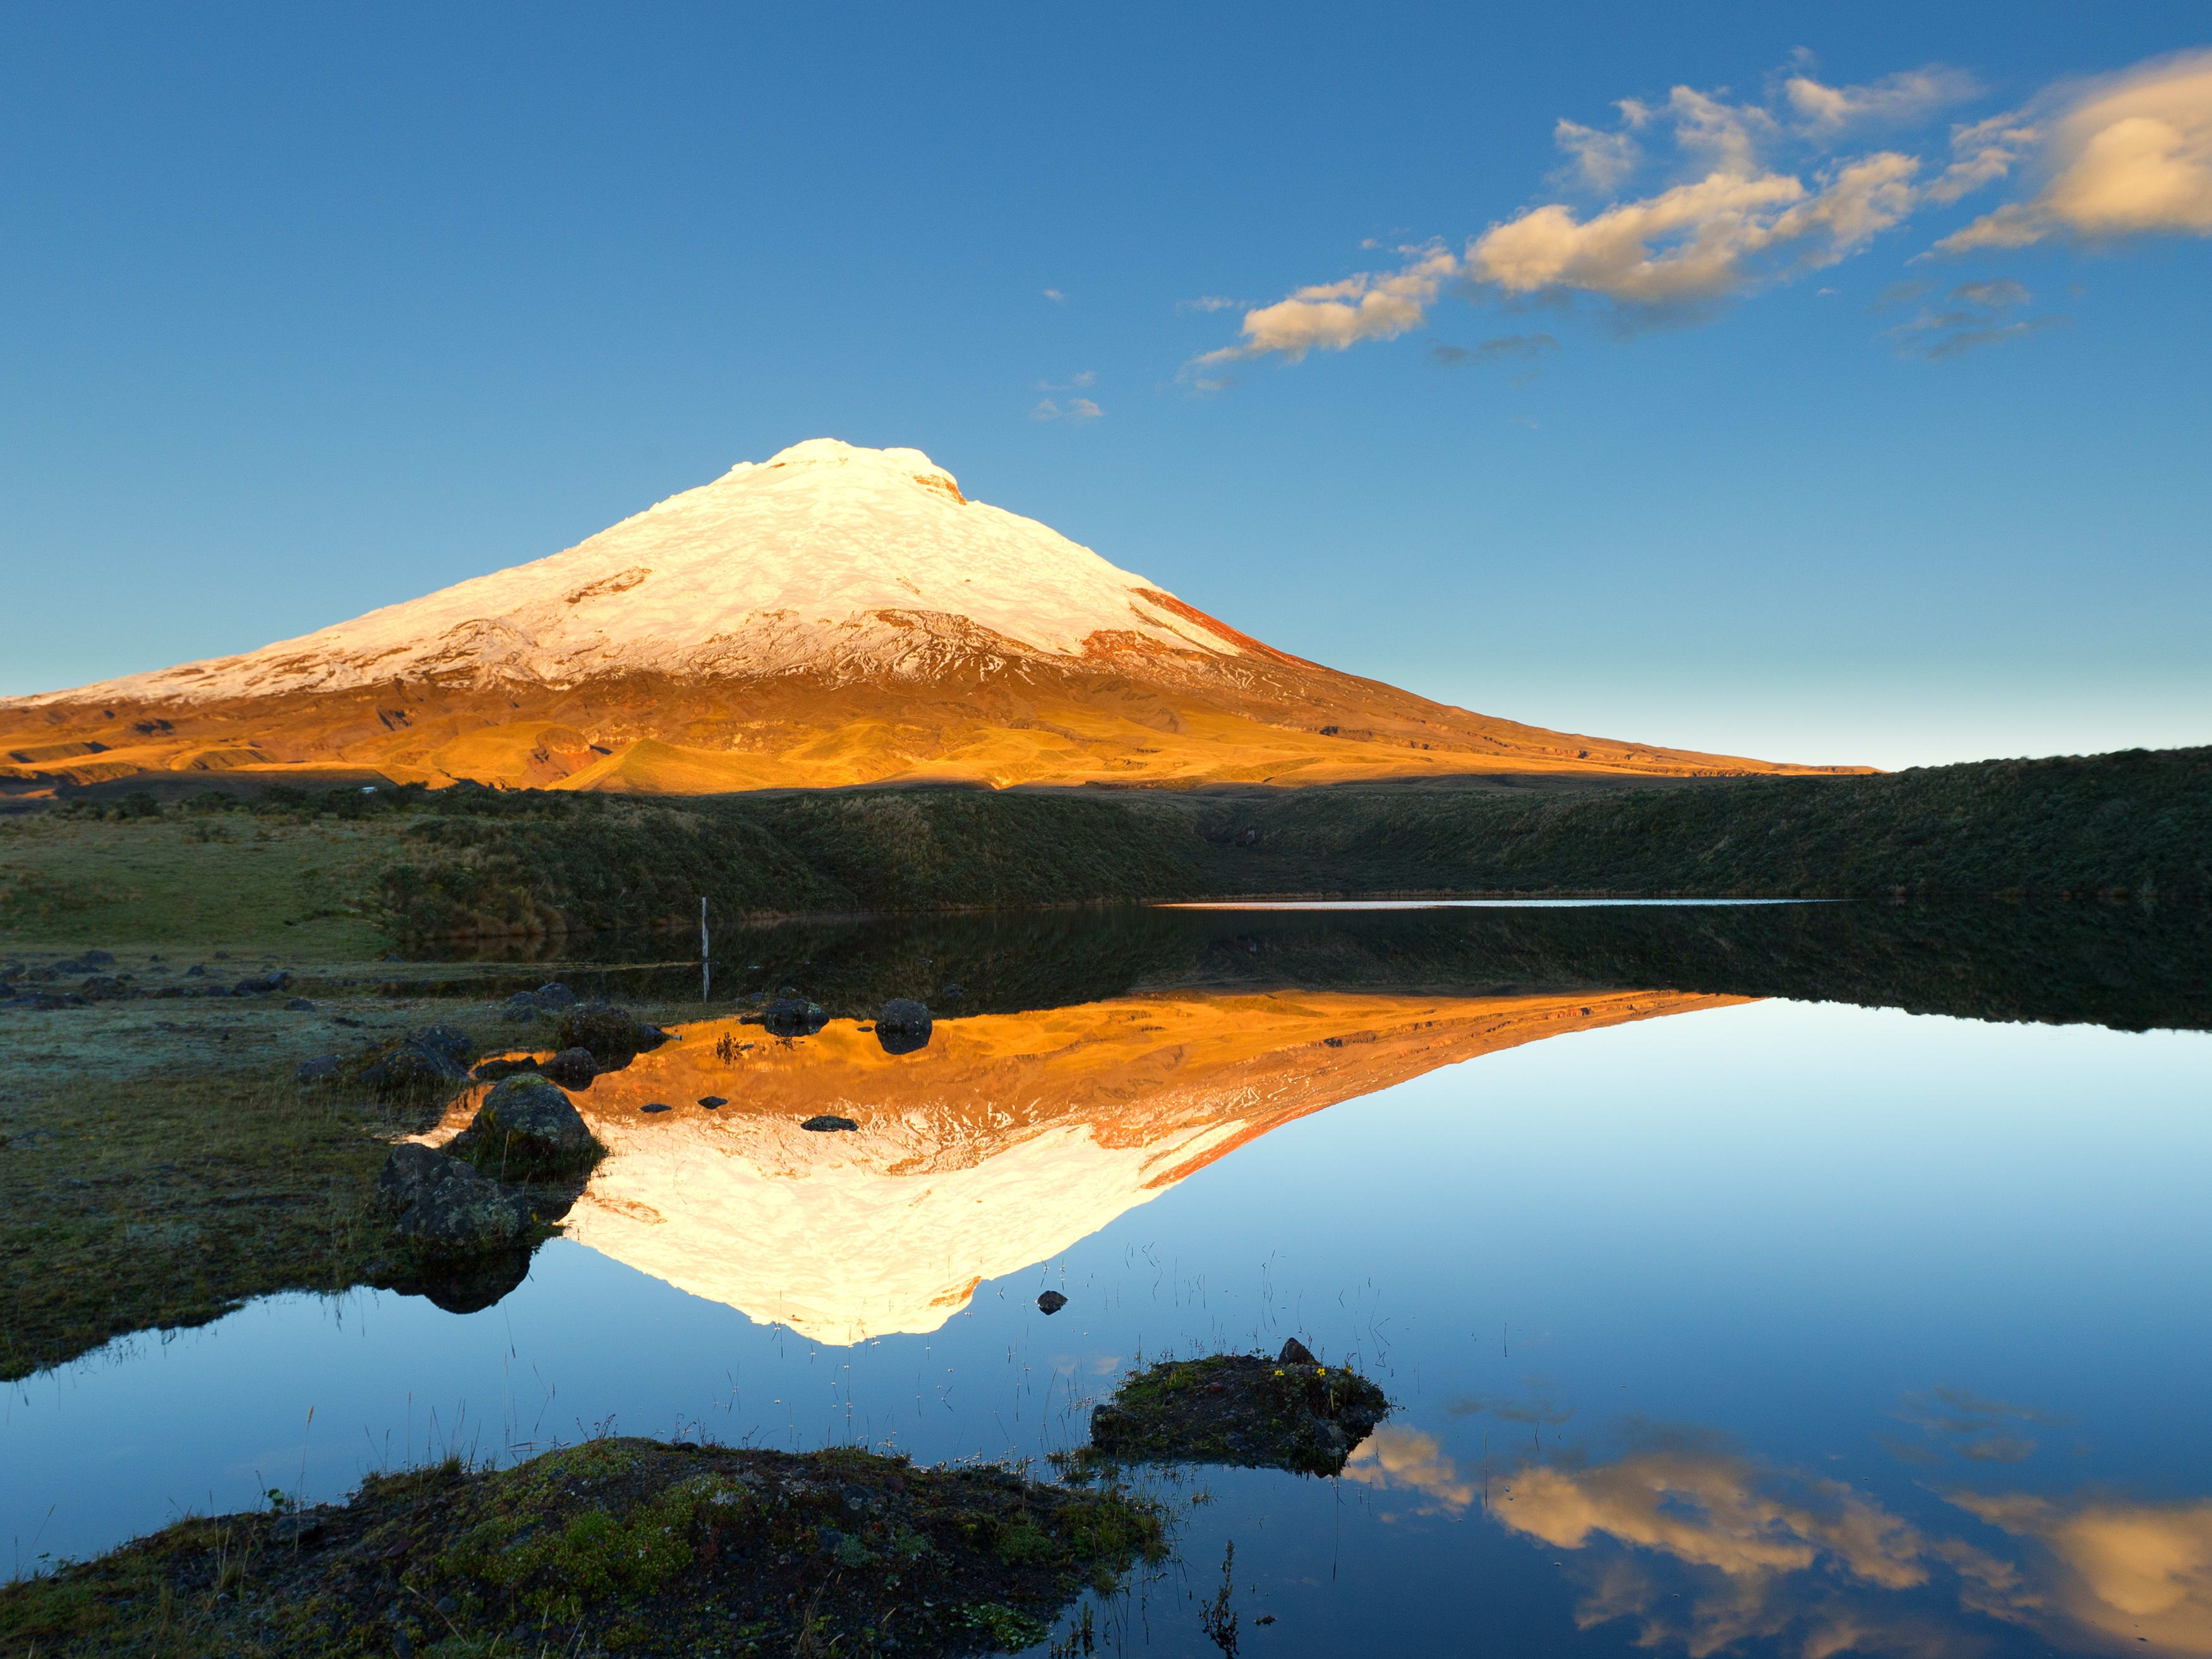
(1187, 49, 2207, 374)
(1028, 396, 1101, 423)
(1886, 282, 2067, 359)
(1430, 332, 1562, 366)
(1042, 287, 1066, 302)
(1176, 295, 1240, 313)
(1935, 51, 2212, 251)
(1187, 244, 1461, 371)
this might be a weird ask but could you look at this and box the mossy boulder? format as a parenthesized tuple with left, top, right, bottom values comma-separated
(375, 1145, 526, 1250)
(0, 1439, 1167, 1658)
(446, 1075, 604, 1179)
(346, 1023, 478, 1101)
(1082, 1348, 1391, 1476)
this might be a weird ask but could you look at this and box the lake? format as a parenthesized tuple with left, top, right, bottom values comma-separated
(6, 900, 2208, 1656)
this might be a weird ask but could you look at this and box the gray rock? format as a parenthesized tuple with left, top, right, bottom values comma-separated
(295, 1054, 341, 1085)
(375, 1145, 526, 1255)
(1038, 1291, 1068, 1315)
(503, 982, 578, 1015)
(472, 1056, 542, 1083)
(553, 1002, 670, 1061)
(802, 1114, 860, 1133)
(876, 998, 933, 1055)
(450, 1075, 601, 1177)
(698, 1095, 727, 1108)
(358, 1044, 472, 1095)
(762, 997, 827, 1035)
(640, 1102, 672, 1114)
(286, 997, 317, 1011)
(234, 971, 290, 995)
(79, 975, 132, 999)
(1278, 1337, 1318, 1366)
(354, 1023, 478, 1098)
(542, 1047, 598, 1088)
(409, 1023, 474, 1064)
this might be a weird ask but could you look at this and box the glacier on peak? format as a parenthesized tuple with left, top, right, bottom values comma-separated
(27, 439, 1242, 704)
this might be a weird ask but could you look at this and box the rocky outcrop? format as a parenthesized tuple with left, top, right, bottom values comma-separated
(374, 1144, 529, 1255)
(503, 982, 579, 1017)
(553, 1003, 671, 1066)
(353, 1024, 477, 1100)
(447, 1075, 604, 1178)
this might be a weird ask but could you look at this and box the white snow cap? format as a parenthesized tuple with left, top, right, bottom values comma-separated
(33, 438, 1245, 703)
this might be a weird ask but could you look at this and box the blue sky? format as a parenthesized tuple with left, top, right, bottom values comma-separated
(3, 1, 2206, 768)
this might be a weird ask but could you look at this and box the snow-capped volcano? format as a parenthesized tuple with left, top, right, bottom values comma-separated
(1, 440, 1863, 792)
(67, 439, 1271, 703)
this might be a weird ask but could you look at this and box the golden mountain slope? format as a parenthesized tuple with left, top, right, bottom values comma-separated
(0, 650, 1860, 796)
(1, 442, 1867, 793)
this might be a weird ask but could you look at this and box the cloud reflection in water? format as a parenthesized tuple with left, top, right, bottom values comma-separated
(1337, 1427, 2212, 1657)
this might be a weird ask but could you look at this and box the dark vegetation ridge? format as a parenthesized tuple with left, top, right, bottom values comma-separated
(14, 747, 2203, 944)
(275, 744, 2212, 939)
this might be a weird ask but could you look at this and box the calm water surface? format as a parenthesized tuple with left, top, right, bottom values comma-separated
(6, 905, 2208, 1657)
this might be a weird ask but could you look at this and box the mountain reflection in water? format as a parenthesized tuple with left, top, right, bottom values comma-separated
(430, 989, 1742, 1341)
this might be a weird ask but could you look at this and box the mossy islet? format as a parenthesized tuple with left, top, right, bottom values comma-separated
(0, 1439, 1166, 1658)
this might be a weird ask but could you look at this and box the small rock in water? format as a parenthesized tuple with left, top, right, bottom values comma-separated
(802, 1114, 859, 1133)
(698, 1095, 727, 1108)
(640, 1102, 672, 1114)
(1038, 1291, 1069, 1315)
(761, 996, 828, 1036)
(875, 998, 932, 1055)
(1278, 1337, 1318, 1366)
(542, 1047, 598, 1089)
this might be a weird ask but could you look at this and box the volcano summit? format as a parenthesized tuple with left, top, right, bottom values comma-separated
(2, 440, 1858, 793)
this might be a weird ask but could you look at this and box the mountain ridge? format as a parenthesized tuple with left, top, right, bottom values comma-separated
(1, 439, 1870, 794)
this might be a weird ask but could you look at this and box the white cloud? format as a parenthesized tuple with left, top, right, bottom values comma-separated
(1937, 52, 2212, 250)
(1176, 295, 1239, 313)
(1555, 118, 1643, 193)
(1042, 288, 1065, 302)
(1785, 67, 1980, 136)
(1186, 49, 2209, 371)
(1926, 109, 2040, 204)
(1470, 154, 1918, 306)
(1028, 395, 1101, 423)
(1189, 244, 1461, 368)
